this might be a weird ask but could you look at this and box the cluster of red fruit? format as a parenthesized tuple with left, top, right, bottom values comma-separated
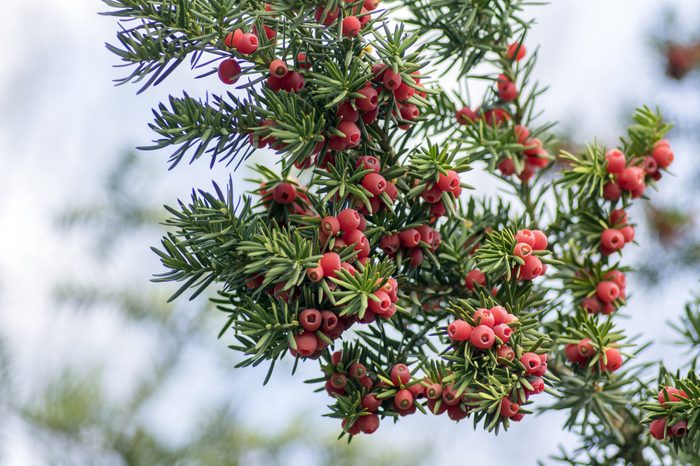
(496, 124, 551, 182)
(418, 169, 463, 220)
(513, 228, 548, 280)
(453, 43, 550, 182)
(354, 156, 398, 215)
(292, 274, 398, 357)
(564, 339, 623, 372)
(599, 208, 635, 256)
(259, 178, 314, 216)
(379, 225, 440, 268)
(581, 269, 627, 315)
(602, 141, 675, 201)
(649, 386, 690, 440)
(447, 306, 517, 351)
(332, 358, 425, 435)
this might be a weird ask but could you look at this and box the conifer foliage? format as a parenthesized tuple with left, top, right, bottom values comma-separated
(104, 0, 699, 462)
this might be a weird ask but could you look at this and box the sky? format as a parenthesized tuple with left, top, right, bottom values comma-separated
(1, 1, 699, 465)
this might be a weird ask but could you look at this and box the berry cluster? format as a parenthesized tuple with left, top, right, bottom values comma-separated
(564, 338, 623, 372)
(602, 141, 675, 202)
(649, 386, 690, 440)
(580, 269, 627, 315)
(599, 209, 635, 256)
(380, 225, 440, 268)
(513, 228, 548, 280)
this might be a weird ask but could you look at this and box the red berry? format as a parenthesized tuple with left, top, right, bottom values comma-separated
(269, 59, 288, 77)
(515, 229, 536, 247)
(330, 372, 348, 390)
(527, 377, 546, 395)
(649, 418, 667, 440)
(390, 363, 411, 386)
(356, 86, 379, 112)
(470, 325, 496, 350)
(603, 348, 623, 371)
(399, 103, 419, 120)
(657, 386, 688, 405)
(520, 352, 542, 375)
(272, 182, 297, 204)
(437, 170, 460, 192)
(447, 319, 473, 341)
(581, 296, 602, 314)
(342, 418, 360, 436)
(337, 101, 359, 123)
(293, 331, 318, 357)
(601, 228, 625, 251)
(380, 233, 400, 255)
(507, 42, 527, 61)
(652, 145, 674, 169)
(604, 270, 627, 288)
(605, 149, 626, 174)
(408, 383, 425, 399)
(235, 33, 259, 55)
(620, 225, 635, 243)
(565, 343, 586, 365)
(498, 158, 516, 176)
(283, 71, 305, 93)
(489, 306, 507, 325)
(492, 324, 512, 343)
(338, 209, 361, 232)
(496, 345, 515, 362)
(642, 155, 658, 175)
(408, 247, 423, 267)
(498, 81, 518, 102)
(349, 362, 367, 379)
(513, 242, 532, 259)
(218, 58, 242, 84)
(320, 252, 342, 278)
(473, 308, 495, 327)
(314, 6, 340, 25)
(337, 121, 361, 147)
(441, 384, 461, 406)
(456, 107, 478, 125)
(596, 281, 621, 303)
(576, 338, 595, 359)
(399, 228, 421, 248)
(519, 255, 543, 280)
(394, 389, 414, 410)
(364, 0, 380, 10)
(321, 310, 340, 334)
(362, 173, 387, 196)
(362, 393, 382, 411)
(382, 70, 401, 91)
(394, 82, 416, 102)
(356, 155, 381, 173)
(362, 107, 379, 124)
(421, 185, 442, 203)
(609, 208, 628, 226)
(426, 383, 443, 400)
(299, 308, 322, 331)
(465, 269, 486, 291)
(670, 421, 688, 437)
(368, 290, 392, 316)
(224, 29, 242, 48)
(342, 16, 362, 37)
(603, 181, 622, 201)
(343, 228, 367, 250)
(532, 230, 548, 250)
(321, 216, 340, 236)
(500, 397, 520, 418)
(357, 414, 380, 434)
(306, 265, 324, 282)
(618, 166, 645, 191)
